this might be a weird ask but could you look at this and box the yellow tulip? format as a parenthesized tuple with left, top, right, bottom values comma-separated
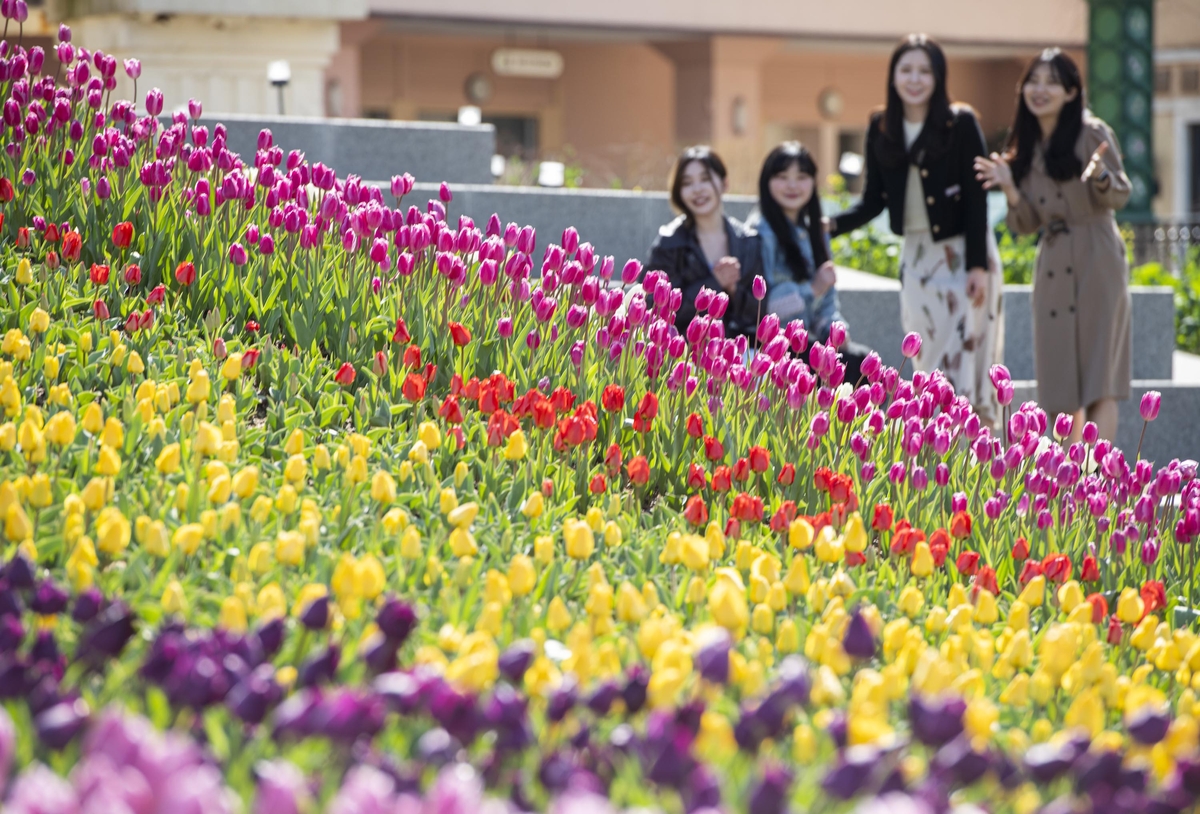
(564, 518, 595, 560)
(371, 470, 397, 504)
(161, 580, 186, 615)
(1117, 588, 1145, 625)
(447, 502, 479, 528)
(843, 511, 867, 553)
(173, 523, 205, 555)
(418, 421, 442, 450)
(910, 542, 933, 577)
(520, 490, 544, 519)
(1017, 575, 1046, 607)
(503, 428, 527, 461)
(15, 259, 32, 284)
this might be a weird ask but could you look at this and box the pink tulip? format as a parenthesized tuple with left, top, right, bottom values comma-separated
(828, 321, 847, 348)
(1140, 390, 1162, 422)
(123, 58, 141, 79)
(752, 274, 767, 300)
(228, 242, 248, 266)
(901, 331, 922, 359)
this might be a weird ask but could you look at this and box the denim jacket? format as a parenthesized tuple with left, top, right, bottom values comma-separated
(744, 211, 843, 344)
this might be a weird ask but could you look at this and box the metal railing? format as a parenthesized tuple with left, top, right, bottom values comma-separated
(1128, 221, 1200, 271)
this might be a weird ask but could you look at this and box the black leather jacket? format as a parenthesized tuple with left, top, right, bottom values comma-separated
(831, 106, 990, 271)
(646, 214, 763, 338)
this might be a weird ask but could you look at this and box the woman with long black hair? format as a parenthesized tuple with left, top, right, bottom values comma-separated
(830, 34, 1003, 426)
(646, 145, 763, 339)
(975, 49, 1130, 443)
(746, 141, 870, 383)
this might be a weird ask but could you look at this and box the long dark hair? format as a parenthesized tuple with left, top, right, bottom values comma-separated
(876, 34, 954, 168)
(668, 146, 727, 225)
(1004, 49, 1084, 185)
(757, 142, 829, 282)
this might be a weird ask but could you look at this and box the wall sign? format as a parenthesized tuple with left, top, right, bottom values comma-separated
(491, 49, 564, 79)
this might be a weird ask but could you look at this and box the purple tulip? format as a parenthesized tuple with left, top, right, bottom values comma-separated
(228, 242, 248, 266)
(376, 597, 416, 645)
(77, 601, 135, 663)
(498, 640, 536, 683)
(909, 694, 966, 746)
(694, 629, 732, 684)
(299, 595, 329, 631)
(1141, 390, 1162, 422)
(748, 764, 793, 814)
(35, 698, 90, 750)
(901, 331, 922, 359)
(842, 611, 875, 659)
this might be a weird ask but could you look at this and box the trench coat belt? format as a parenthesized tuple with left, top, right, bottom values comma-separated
(1043, 213, 1111, 247)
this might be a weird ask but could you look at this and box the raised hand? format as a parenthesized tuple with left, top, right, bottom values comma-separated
(974, 152, 1014, 192)
(1081, 141, 1110, 185)
(712, 256, 741, 294)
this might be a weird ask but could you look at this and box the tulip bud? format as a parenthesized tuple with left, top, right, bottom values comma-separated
(901, 331, 922, 359)
(752, 274, 767, 300)
(1139, 390, 1161, 422)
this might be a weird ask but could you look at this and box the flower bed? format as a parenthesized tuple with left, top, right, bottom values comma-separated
(0, 22, 1197, 814)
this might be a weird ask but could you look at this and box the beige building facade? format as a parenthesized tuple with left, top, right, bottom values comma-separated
(31, 0, 1200, 217)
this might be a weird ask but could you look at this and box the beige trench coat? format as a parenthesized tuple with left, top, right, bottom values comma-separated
(1006, 114, 1132, 416)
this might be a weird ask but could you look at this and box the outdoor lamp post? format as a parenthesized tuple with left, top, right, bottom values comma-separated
(267, 60, 291, 116)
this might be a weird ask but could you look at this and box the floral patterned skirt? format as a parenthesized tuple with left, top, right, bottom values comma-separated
(899, 229, 1004, 427)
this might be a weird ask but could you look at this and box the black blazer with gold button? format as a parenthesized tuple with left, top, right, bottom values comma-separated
(830, 105, 990, 272)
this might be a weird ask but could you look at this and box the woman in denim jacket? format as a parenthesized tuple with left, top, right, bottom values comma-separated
(746, 141, 870, 382)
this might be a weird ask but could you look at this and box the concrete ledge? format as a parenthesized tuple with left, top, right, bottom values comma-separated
(411, 182, 756, 271)
(1013, 380, 1200, 465)
(216, 115, 496, 186)
(838, 286, 1175, 382)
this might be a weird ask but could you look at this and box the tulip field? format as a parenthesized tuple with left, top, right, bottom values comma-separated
(3, 23, 1200, 814)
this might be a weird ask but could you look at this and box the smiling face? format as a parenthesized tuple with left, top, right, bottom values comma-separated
(1022, 61, 1078, 128)
(678, 160, 724, 219)
(768, 161, 814, 221)
(893, 48, 936, 111)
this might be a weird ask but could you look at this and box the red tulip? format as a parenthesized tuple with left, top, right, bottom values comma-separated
(890, 524, 924, 556)
(928, 528, 950, 566)
(604, 443, 623, 476)
(844, 550, 866, 567)
(683, 495, 708, 526)
(241, 349, 260, 369)
(703, 435, 725, 462)
(541, 479, 554, 497)
(61, 230, 81, 261)
(949, 510, 972, 539)
(174, 261, 196, 286)
(124, 312, 141, 333)
(1087, 594, 1109, 625)
(402, 345, 422, 369)
(372, 350, 388, 377)
(550, 386, 576, 415)
(777, 463, 796, 486)
(45, 251, 59, 269)
(448, 426, 465, 450)
(1041, 553, 1071, 583)
(1080, 555, 1100, 582)
(814, 467, 833, 493)
(448, 321, 472, 347)
(685, 412, 703, 439)
(1011, 536, 1030, 561)
(711, 466, 732, 493)
(89, 263, 110, 285)
(724, 518, 740, 540)
(632, 392, 658, 432)
(1141, 580, 1166, 614)
(872, 504, 894, 532)
(138, 309, 154, 331)
(146, 284, 166, 305)
(391, 318, 411, 344)
(15, 227, 29, 248)
(402, 372, 427, 401)
(974, 565, 998, 596)
(730, 493, 764, 523)
(112, 221, 134, 249)
(123, 263, 141, 285)
(732, 458, 750, 482)
(334, 362, 356, 386)
(213, 338, 227, 359)
(1017, 560, 1043, 585)
(686, 463, 708, 491)
(438, 395, 463, 424)
(92, 300, 109, 320)
(955, 550, 980, 576)
(770, 501, 797, 534)
(246, 320, 260, 333)
(748, 445, 770, 473)
(626, 455, 650, 486)
(44, 223, 59, 242)
(829, 474, 853, 505)
(589, 473, 607, 494)
(0, 177, 14, 202)
(1106, 614, 1123, 645)
(601, 384, 625, 413)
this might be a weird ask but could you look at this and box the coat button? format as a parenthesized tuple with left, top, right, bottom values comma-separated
(1040, 197, 1046, 204)
(1050, 310, 1057, 317)
(926, 196, 935, 205)
(932, 225, 940, 233)
(1069, 305, 1076, 313)
(921, 168, 929, 178)
(1047, 270, 1054, 278)
(1066, 266, 1072, 274)
(882, 192, 888, 199)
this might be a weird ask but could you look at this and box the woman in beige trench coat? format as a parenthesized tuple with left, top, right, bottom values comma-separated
(976, 49, 1131, 443)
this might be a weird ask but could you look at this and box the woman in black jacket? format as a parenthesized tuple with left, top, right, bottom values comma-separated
(646, 146, 763, 339)
(829, 34, 1004, 426)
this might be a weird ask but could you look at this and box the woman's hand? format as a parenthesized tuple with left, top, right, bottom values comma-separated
(1081, 141, 1110, 187)
(811, 261, 837, 299)
(974, 153, 1014, 192)
(965, 267, 988, 308)
(821, 217, 833, 234)
(712, 256, 741, 294)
